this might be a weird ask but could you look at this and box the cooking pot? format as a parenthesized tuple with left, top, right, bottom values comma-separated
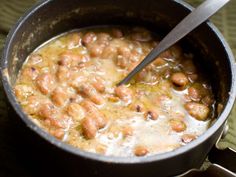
(1, 0, 236, 176)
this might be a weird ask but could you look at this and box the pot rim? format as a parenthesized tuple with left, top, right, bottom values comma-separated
(1, 0, 236, 164)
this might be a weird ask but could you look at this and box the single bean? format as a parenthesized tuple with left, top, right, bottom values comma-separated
(36, 73, 55, 95)
(51, 87, 69, 107)
(171, 72, 189, 87)
(169, 119, 187, 132)
(115, 85, 133, 102)
(185, 102, 210, 121)
(134, 146, 149, 156)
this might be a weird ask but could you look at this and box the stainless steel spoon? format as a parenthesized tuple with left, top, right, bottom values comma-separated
(118, 0, 230, 86)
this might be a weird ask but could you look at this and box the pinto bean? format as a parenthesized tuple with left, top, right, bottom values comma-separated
(78, 84, 104, 105)
(97, 33, 111, 45)
(15, 85, 34, 101)
(153, 57, 167, 66)
(134, 145, 149, 156)
(56, 66, 70, 82)
(112, 28, 123, 38)
(27, 54, 43, 65)
(171, 72, 189, 87)
(58, 51, 89, 67)
(51, 87, 69, 107)
(116, 55, 128, 69)
(24, 96, 47, 115)
(38, 103, 58, 120)
(88, 44, 105, 58)
(185, 102, 210, 121)
(49, 129, 65, 140)
(145, 110, 159, 120)
(115, 85, 133, 102)
(21, 67, 39, 82)
(81, 117, 98, 139)
(101, 45, 118, 59)
(92, 76, 106, 93)
(169, 119, 187, 132)
(188, 87, 201, 102)
(36, 73, 55, 95)
(81, 100, 107, 129)
(68, 33, 81, 48)
(122, 126, 133, 137)
(82, 32, 96, 46)
(202, 95, 214, 106)
(118, 46, 131, 59)
(181, 134, 196, 144)
(67, 103, 85, 121)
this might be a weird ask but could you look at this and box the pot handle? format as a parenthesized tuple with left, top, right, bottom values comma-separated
(179, 123, 236, 177)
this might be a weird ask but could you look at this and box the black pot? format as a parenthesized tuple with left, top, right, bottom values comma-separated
(1, 0, 236, 177)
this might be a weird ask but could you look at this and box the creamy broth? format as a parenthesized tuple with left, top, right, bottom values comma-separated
(14, 27, 215, 157)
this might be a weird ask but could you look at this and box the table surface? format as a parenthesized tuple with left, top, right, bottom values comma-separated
(0, 0, 235, 176)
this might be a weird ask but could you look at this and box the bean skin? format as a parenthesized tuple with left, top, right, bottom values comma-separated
(81, 100, 108, 129)
(134, 146, 149, 156)
(188, 87, 201, 102)
(116, 55, 128, 69)
(36, 73, 55, 95)
(51, 87, 69, 107)
(97, 33, 111, 45)
(112, 28, 123, 38)
(78, 84, 104, 105)
(88, 44, 105, 58)
(21, 67, 39, 82)
(185, 102, 210, 121)
(82, 32, 96, 46)
(58, 51, 89, 67)
(92, 76, 106, 93)
(81, 117, 98, 139)
(181, 134, 196, 144)
(122, 126, 133, 137)
(145, 110, 159, 120)
(56, 66, 70, 82)
(101, 45, 118, 59)
(115, 85, 133, 102)
(38, 103, 58, 120)
(169, 119, 187, 132)
(171, 72, 189, 87)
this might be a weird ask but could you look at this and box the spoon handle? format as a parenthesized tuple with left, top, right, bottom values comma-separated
(118, 0, 230, 86)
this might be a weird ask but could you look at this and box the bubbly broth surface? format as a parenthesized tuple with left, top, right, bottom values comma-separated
(14, 27, 215, 157)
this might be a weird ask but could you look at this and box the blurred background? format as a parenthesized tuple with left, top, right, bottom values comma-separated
(0, 0, 235, 176)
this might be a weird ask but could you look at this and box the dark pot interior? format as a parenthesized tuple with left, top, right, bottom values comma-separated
(1, 0, 235, 177)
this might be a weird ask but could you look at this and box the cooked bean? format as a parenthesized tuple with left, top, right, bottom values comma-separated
(134, 146, 149, 156)
(112, 28, 123, 38)
(24, 96, 47, 115)
(78, 84, 104, 105)
(116, 55, 128, 69)
(97, 33, 111, 45)
(130, 102, 145, 113)
(27, 54, 43, 65)
(145, 110, 158, 120)
(67, 103, 85, 121)
(181, 134, 196, 144)
(38, 103, 58, 120)
(56, 66, 70, 82)
(68, 33, 81, 48)
(188, 87, 201, 102)
(101, 45, 118, 59)
(36, 73, 55, 95)
(169, 119, 187, 132)
(115, 85, 132, 102)
(153, 57, 167, 66)
(118, 46, 131, 59)
(185, 102, 210, 121)
(92, 76, 106, 93)
(202, 95, 214, 106)
(81, 100, 107, 129)
(82, 32, 96, 46)
(49, 129, 65, 139)
(51, 87, 69, 107)
(171, 72, 189, 87)
(122, 126, 133, 137)
(21, 67, 39, 82)
(58, 51, 89, 67)
(14, 85, 34, 101)
(81, 117, 98, 139)
(89, 44, 105, 58)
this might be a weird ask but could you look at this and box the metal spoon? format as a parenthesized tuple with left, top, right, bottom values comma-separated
(118, 0, 230, 86)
